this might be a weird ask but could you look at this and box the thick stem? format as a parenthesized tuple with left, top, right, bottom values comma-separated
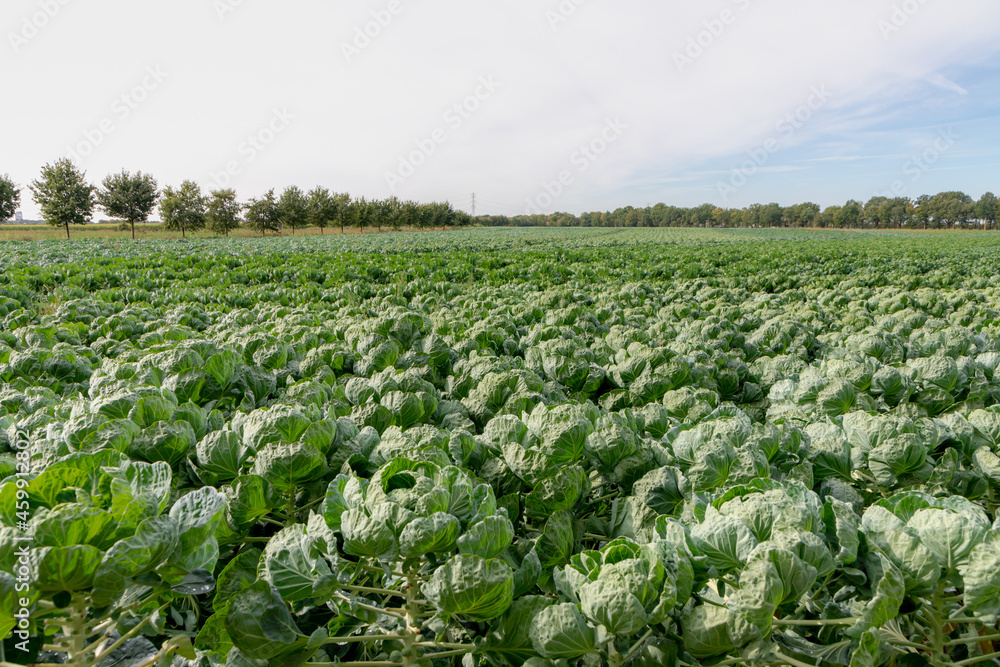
(772, 617, 857, 626)
(340, 584, 409, 599)
(402, 569, 421, 667)
(947, 634, 1000, 646)
(930, 584, 948, 667)
(91, 602, 171, 663)
(324, 634, 407, 644)
(334, 594, 406, 620)
(771, 651, 821, 667)
(956, 651, 1000, 667)
(285, 487, 297, 526)
(623, 628, 655, 664)
(418, 647, 476, 660)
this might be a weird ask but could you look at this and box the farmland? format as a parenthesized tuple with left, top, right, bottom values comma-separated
(3, 227, 1000, 667)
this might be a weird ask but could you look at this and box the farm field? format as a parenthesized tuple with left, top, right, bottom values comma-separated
(3, 227, 1000, 667)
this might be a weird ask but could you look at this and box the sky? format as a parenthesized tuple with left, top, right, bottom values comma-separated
(3, 0, 1000, 220)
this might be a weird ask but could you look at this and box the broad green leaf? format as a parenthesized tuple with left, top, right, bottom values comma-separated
(32, 545, 103, 593)
(424, 554, 514, 620)
(457, 514, 515, 559)
(688, 510, 758, 574)
(261, 525, 333, 603)
(484, 595, 554, 664)
(398, 512, 461, 558)
(529, 603, 596, 659)
(252, 442, 327, 493)
(196, 429, 249, 485)
(225, 581, 303, 661)
(907, 508, 987, 570)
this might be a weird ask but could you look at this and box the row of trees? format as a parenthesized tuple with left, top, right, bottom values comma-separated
(1, 160, 469, 239)
(486, 191, 1000, 230)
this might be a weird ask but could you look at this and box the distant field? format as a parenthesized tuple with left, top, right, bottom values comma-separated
(0, 223, 438, 241)
(1, 222, 994, 242)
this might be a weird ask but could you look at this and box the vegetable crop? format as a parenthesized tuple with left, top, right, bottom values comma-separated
(3, 227, 1000, 667)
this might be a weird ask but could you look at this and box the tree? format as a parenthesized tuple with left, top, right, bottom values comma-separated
(835, 200, 862, 229)
(350, 197, 370, 233)
(864, 196, 889, 229)
(977, 192, 997, 230)
(30, 159, 96, 239)
(914, 195, 932, 230)
(207, 189, 242, 237)
(245, 190, 279, 237)
(422, 202, 455, 229)
(927, 191, 974, 229)
(370, 197, 399, 233)
(307, 187, 346, 234)
(760, 203, 783, 228)
(96, 170, 159, 240)
(818, 205, 840, 229)
(277, 186, 309, 235)
(884, 197, 913, 229)
(381, 196, 401, 232)
(161, 181, 207, 238)
(0, 174, 20, 221)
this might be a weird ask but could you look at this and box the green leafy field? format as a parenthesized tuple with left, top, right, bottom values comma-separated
(3, 228, 1000, 667)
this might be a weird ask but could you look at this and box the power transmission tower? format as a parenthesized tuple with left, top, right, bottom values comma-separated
(471, 193, 476, 217)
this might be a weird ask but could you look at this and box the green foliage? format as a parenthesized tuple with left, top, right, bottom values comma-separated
(29, 158, 96, 238)
(2, 228, 1000, 666)
(160, 180, 207, 237)
(96, 169, 160, 239)
(0, 173, 21, 221)
(276, 185, 309, 235)
(207, 188, 243, 236)
(245, 189, 280, 237)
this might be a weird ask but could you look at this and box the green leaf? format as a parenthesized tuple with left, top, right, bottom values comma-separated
(0, 571, 17, 640)
(214, 549, 262, 613)
(195, 612, 234, 659)
(225, 581, 303, 661)
(688, 509, 757, 574)
(398, 512, 461, 558)
(424, 554, 514, 620)
(206, 349, 242, 388)
(579, 580, 649, 636)
(536, 510, 577, 571)
(128, 420, 196, 466)
(631, 466, 687, 516)
(341, 505, 395, 559)
(848, 627, 882, 667)
(680, 605, 742, 659)
(958, 532, 1000, 622)
(225, 475, 278, 531)
(321, 474, 364, 532)
(128, 394, 176, 429)
(907, 507, 987, 570)
(524, 466, 587, 518)
(32, 544, 103, 593)
(251, 442, 327, 493)
(484, 595, 555, 664)
(196, 429, 249, 485)
(31, 504, 118, 550)
(823, 498, 860, 565)
(261, 525, 333, 603)
(457, 515, 515, 559)
(529, 603, 596, 659)
(848, 552, 904, 637)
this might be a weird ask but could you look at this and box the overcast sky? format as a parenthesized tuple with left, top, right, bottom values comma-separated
(4, 0, 1000, 219)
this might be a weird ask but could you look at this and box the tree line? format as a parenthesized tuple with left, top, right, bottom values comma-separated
(483, 191, 1000, 230)
(0, 160, 469, 239)
(5, 161, 998, 239)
